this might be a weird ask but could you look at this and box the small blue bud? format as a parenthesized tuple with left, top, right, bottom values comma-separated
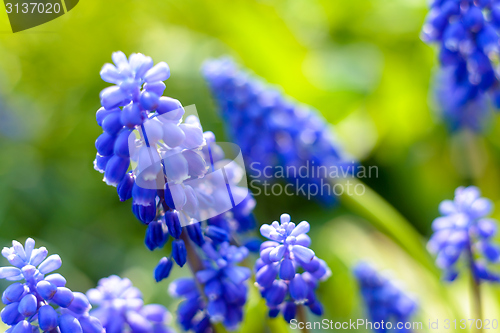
(104, 155, 130, 186)
(10, 320, 33, 333)
(157, 97, 183, 115)
(96, 107, 119, 127)
(67, 292, 91, 315)
(1, 302, 21, 325)
(172, 239, 187, 267)
(279, 258, 295, 280)
(140, 91, 160, 111)
(132, 204, 157, 224)
(126, 311, 153, 332)
(117, 172, 134, 201)
(283, 302, 296, 323)
(114, 129, 133, 158)
(93, 154, 111, 173)
(18, 294, 37, 317)
(52, 287, 74, 308)
(308, 300, 323, 316)
(95, 132, 116, 157)
(59, 314, 83, 333)
(145, 220, 169, 251)
(289, 274, 308, 302)
(255, 264, 278, 288)
(2, 283, 26, 304)
(38, 254, 62, 274)
(207, 298, 226, 322)
(100, 86, 130, 109)
(38, 305, 59, 331)
(204, 226, 230, 244)
(268, 308, 280, 318)
(264, 280, 287, 306)
(154, 257, 173, 282)
(164, 211, 182, 239)
(45, 273, 67, 287)
(120, 103, 144, 128)
(186, 224, 205, 247)
(37, 280, 57, 300)
(101, 111, 123, 135)
(144, 81, 166, 96)
(144, 62, 170, 82)
(79, 316, 104, 333)
(132, 183, 157, 206)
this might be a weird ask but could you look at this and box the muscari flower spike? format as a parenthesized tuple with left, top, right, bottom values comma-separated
(202, 57, 354, 205)
(428, 186, 500, 282)
(86, 275, 174, 333)
(422, 0, 500, 131)
(169, 242, 251, 332)
(354, 262, 417, 333)
(255, 213, 331, 322)
(0, 238, 104, 333)
(94, 52, 257, 281)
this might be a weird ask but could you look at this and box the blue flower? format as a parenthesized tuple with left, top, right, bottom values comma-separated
(87, 275, 175, 333)
(168, 278, 210, 333)
(94, 52, 258, 282)
(422, 1, 500, 131)
(354, 262, 417, 333)
(255, 214, 330, 322)
(202, 57, 353, 205)
(169, 242, 251, 331)
(428, 186, 500, 282)
(0, 238, 103, 333)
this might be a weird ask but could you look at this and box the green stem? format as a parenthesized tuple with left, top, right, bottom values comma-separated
(335, 177, 436, 273)
(296, 305, 310, 333)
(467, 242, 483, 333)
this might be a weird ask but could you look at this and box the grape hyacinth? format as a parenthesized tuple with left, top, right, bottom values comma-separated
(94, 52, 257, 281)
(86, 275, 175, 333)
(202, 57, 354, 205)
(421, 1, 500, 131)
(354, 262, 417, 333)
(169, 242, 251, 332)
(0, 238, 104, 333)
(428, 186, 500, 282)
(255, 213, 331, 322)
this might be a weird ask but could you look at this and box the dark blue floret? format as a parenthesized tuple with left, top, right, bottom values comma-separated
(202, 58, 354, 205)
(422, 1, 500, 131)
(354, 262, 417, 333)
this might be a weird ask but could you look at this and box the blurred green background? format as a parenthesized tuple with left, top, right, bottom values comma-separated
(1, 0, 500, 332)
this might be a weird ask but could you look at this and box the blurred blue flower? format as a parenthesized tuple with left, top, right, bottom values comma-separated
(428, 186, 500, 282)
(255, 214, 330, 322)
(169, 242, 251, 331)
(0, 238, 103, 333)
(202, 57, 354, 205)
(87, 275, 175, 333)
(422, 1, 500, 131)
(354, 262, 417, 333)
(168, 278, 209, 333)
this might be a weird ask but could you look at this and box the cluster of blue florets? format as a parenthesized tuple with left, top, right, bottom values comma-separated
(94, 52, 258, 286)
(170, 242, 251, 331)
(0, 239, 103, 333)
(255, 214, 330, 322)
(428, 186, 500, 282)
(354, 262, 417, 333)
(422, 0, 500, 131)
(202, 58, 353, 205)
(86, 275, 175, 333)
